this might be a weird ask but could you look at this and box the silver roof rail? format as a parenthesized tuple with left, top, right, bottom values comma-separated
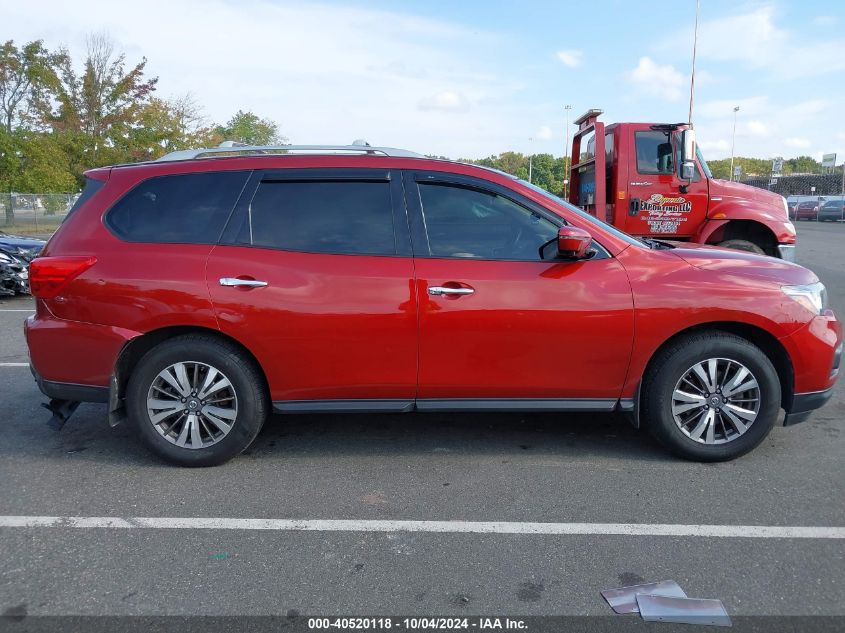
(156, 141, 424, 162)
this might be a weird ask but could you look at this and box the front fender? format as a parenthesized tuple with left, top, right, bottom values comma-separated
(694, 214, 796, 246)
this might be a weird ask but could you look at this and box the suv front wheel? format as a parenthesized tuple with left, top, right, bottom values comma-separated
(127, 334, 269, 466)
(642, 332, 781, 461)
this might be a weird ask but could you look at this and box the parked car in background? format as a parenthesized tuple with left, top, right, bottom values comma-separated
(787, 201, 797, 221)
(25, 143, 841, 466)
(0, 232, 45, 296)
(795, 201, 819, 221)
(819, 200, 845, 222)
(0, 231, 46, 261)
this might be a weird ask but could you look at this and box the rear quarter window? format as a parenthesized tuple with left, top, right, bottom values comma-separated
(106, 171, 249, 244)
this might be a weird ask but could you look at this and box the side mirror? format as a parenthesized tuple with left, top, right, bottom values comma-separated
(681, 128, 696, 162)
(557, 226, 593, 259)
(680, 128, 696, 182)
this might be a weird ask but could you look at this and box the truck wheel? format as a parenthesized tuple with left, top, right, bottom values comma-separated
(127, 334, 269, 467)
(641, 332, 781, 462)
(717, 239, 766, 255)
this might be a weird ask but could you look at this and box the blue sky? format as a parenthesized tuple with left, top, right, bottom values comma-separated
(5, 0, 844, 163)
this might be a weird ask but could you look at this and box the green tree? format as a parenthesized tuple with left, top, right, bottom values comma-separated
(0, 40, 65, 132)
(214, 110, 285, 145)
(40, 32, 158, 172)
(0, 128, 76, 193)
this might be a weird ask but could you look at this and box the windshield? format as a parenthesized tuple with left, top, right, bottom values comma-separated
(517, 180, 644, 248)
(696, 146, 713, 179)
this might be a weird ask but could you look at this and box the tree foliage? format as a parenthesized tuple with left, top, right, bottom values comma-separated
(2, 36, 285, 191)
(467, 152, 572, 196)
(214, 110, 285, 145)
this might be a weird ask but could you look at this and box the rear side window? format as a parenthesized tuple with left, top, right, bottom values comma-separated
(107, 171, 249, 243)
(241, 180, 396, 256)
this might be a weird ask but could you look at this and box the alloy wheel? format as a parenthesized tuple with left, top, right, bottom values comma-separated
(146, 361, 238, 449)
(671, 358, 761, 444)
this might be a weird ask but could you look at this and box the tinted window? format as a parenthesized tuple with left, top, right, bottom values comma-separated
(635, 131, 674, 175)
(108, 172, 248, 243)
(245, 180, 395, 255)
(418, 183, 558, 260)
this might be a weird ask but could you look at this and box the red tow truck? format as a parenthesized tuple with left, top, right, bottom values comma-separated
(568, 109, 796, 259)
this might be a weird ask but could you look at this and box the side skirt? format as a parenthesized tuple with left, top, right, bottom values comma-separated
(272, 398, 620, 415)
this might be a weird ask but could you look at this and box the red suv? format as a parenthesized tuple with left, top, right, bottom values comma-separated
(25, 144, 842, 466)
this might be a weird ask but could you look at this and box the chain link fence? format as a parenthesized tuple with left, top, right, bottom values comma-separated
(1, 193, 79, 237)
(741, 172, 845, 197)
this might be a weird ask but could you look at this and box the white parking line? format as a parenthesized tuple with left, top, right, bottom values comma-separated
(0, 362, 28, 367)
(0, 309, 34, 312)
(0, 516, 842, 539)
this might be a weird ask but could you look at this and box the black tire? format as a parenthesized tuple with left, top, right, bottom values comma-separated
(717, 239, 766, 255)
(127, 334, 269, 466)
(641, 332, 781, 462)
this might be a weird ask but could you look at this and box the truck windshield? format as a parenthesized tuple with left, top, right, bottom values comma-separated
(696, 147, 713, 179)
(517, 180, 644, 248)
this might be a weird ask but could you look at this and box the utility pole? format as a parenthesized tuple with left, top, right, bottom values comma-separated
(729, 105, 739, 181)
(563, 104, 572, 199)
(688, 0, 700, 124)
(528, 137, 534, 184)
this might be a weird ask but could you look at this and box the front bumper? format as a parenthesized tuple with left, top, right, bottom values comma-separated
(777, 244, 796, 262)
(783, 387, 835, 425)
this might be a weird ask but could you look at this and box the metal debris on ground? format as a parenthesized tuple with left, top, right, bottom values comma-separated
(601, 580, 687, 614)
(602, 579, 731, 626)
(636, 594, 732, 627)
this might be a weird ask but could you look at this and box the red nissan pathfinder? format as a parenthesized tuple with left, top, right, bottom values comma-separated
(25, 143, 842, 466)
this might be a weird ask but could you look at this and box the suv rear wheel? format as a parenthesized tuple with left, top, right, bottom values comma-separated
(127, 334, 269, 466)
(642, 332, 781, 462)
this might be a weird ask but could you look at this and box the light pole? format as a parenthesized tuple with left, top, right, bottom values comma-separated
(729, 105, 739, 181)
(563, 104, 572, 198)
(528, 137, 534, 184)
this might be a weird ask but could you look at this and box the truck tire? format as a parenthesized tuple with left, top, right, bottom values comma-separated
(717, 239, 766, 255)
(127, 334, 269, 467)
(641, 332, 780, 462)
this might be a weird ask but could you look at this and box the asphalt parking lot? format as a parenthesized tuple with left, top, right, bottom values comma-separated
(1, 222, 843, 628)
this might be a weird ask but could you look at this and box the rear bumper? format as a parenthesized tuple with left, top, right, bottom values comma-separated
(25, 307, 138, 391)
(30, 364, 108, 403)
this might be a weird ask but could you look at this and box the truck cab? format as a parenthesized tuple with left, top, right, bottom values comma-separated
(568, 109, 796, 260)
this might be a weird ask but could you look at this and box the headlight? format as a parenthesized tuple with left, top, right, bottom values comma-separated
(782, 282, 828, 315)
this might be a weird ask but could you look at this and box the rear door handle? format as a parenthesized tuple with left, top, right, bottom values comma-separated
(219, 277, 268, 288)
(428, 286, 474, 296)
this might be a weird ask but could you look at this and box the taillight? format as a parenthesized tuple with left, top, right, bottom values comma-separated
(29, 256, 97, 298)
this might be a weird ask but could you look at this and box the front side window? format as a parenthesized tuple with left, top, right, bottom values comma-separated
(635, 131, 674, 175)
(107, 171, 249, 243)
(418, 182, 558, 260)
(244, 180, 396, 256)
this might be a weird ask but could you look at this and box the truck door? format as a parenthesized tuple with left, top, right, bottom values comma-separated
(624, 127, 708, 238)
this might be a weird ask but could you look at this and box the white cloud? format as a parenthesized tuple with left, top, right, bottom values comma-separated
(3, 0, 528, 158)
(534, 125, 553, 140)
(556, 50, 583, 67)
(813, 15, 837, 26)
(418, 91, 469, 112)
(627, 57, 685, 101)
(746, 120, 767, 136)
(665, 6, 845, 79)
(785, 137, 811, 149)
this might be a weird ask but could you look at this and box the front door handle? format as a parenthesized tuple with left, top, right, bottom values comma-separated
(428, 286, 474, 296)
(219, 277, 268, 288)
